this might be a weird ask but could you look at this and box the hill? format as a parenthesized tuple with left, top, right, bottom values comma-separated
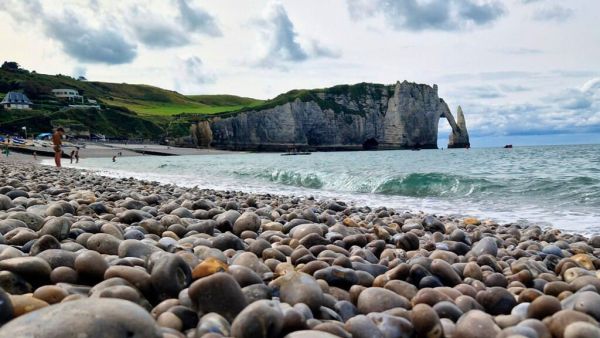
(0, 62, 263, 139)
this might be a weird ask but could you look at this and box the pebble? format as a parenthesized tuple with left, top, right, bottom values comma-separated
(0, 162, 597, 338)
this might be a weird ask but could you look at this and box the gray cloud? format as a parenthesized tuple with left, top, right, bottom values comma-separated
(533, 5, 573, 22)
(130, 8, 190, 48)
(347, 0, 505, 31)
(43, 11, 137, 64)
(173, 56, 216, 93)
(252, 2, 339, 68)
(460, 78, 600, 137)
(176, 0, 222, 37)
(500, 47, 543, 55)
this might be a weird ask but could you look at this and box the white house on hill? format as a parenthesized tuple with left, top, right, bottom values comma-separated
(1, 92, 33, 110)
(52, 88, 80, 98)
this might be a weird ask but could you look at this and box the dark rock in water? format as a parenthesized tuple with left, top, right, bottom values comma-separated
(188, 272, 247, 322)
(231, 300, 284, 338)
(0, 298, 161, 337)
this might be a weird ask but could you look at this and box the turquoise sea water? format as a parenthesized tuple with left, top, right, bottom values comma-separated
(62, 144, 600, 233)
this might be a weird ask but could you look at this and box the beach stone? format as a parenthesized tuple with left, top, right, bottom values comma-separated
(546, 310, 599, 338)
(284, 331, 339, 338)
(150, 254, 192, 300)
(0, 195, 14, 210)
(7, 212, 44, 231)
(345, 314, 385, 338)
(86, 233, 121, 255)
(29, 235, 61, 255)
(471, 237, 498, 256)
(196, 312, 231, 337)
(0, 298, 161, 337)
(103, 266, 153, 296)
(188, 272, 247, 322)
(192, 257, 229, 279)
(430, 259, 462, 286)
(476, 286, 517, 315)
(9, 294, 48, 316)
(527, 295, 562, 319)
(231, 300, 284, 338)
(454, 310, 500, 338)
(119, 210, 151, 224)
(561, 291, 600, 321)
(412, 303, 443, 338)
(0, 256, 51, 285)
(38, 217, 71, 240)
(313, 266, 358, 289)
(74, 250, 109, 281)
(357, 287, 410, 313)
(433, 301, 464, 322)
(32, 285, 68, 304)
(233, 211, 261, 235)
(0, 288, 13, 325)
(564, 322, 600, 338)
(0, 219, 27, 235)
(50, 266, 78, 284)
(272, 271, 324, 311)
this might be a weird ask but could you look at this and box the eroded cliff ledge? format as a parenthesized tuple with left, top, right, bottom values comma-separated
(191, 81, 470, 151)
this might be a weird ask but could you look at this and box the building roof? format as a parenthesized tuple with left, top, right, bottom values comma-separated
(1, 91, 32, 105)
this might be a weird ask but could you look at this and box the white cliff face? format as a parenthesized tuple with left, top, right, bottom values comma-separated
(198, 82, 470, 150)
(447, 106, 470, 148)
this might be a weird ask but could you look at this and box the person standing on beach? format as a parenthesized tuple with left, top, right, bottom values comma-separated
(70, 149, 75, 164)
(75, 147, 80, 163)
(52, 128, 65, 167)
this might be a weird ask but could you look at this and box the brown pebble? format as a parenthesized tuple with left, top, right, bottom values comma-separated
(32, 286, 68, 304)
(527, 295, 562, 320)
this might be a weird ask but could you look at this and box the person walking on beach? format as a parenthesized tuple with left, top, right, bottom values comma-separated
(74, 147, 80, 163)
(70, 149, 75, 164)
(112, 155, 116, 162)
(52, 127, 65, 167)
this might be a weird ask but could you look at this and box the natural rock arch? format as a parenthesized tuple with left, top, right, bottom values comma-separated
(442, 105, 470, 148)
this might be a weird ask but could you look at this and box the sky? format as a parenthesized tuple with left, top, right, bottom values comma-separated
(1, 0, 600, 143)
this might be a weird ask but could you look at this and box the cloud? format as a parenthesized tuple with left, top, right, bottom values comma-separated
(533, 5, 573, 22)
(129, 8, 190, 48)
(499, 47, 543, 55)
(176, 0, 222, 37)
(173, 56, 216, 93)
(346, 0, 506, 31)
(42, 10, 137, 64)
(252, 1, 339, 68)
(461, 78, 600, 137)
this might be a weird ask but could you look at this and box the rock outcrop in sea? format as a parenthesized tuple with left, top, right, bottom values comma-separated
(191, 81, 470, 151)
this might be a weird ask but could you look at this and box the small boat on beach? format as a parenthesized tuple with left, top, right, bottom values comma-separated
(281, 151, 311, 156)
(504, 144, 513, 148)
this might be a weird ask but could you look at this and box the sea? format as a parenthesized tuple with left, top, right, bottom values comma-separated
(55, 144, 600, 234)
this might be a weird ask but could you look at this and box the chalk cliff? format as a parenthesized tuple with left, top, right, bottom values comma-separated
(191, 81, 469, 151)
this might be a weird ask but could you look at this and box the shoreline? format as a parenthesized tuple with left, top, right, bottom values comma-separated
(0, 159, 598, 336)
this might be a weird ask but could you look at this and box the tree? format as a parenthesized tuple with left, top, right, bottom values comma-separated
(1, 61, 20, 71)
(77, 76, 87, 81)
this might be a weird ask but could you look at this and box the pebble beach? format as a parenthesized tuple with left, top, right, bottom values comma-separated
(0, 159, 599, 338)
